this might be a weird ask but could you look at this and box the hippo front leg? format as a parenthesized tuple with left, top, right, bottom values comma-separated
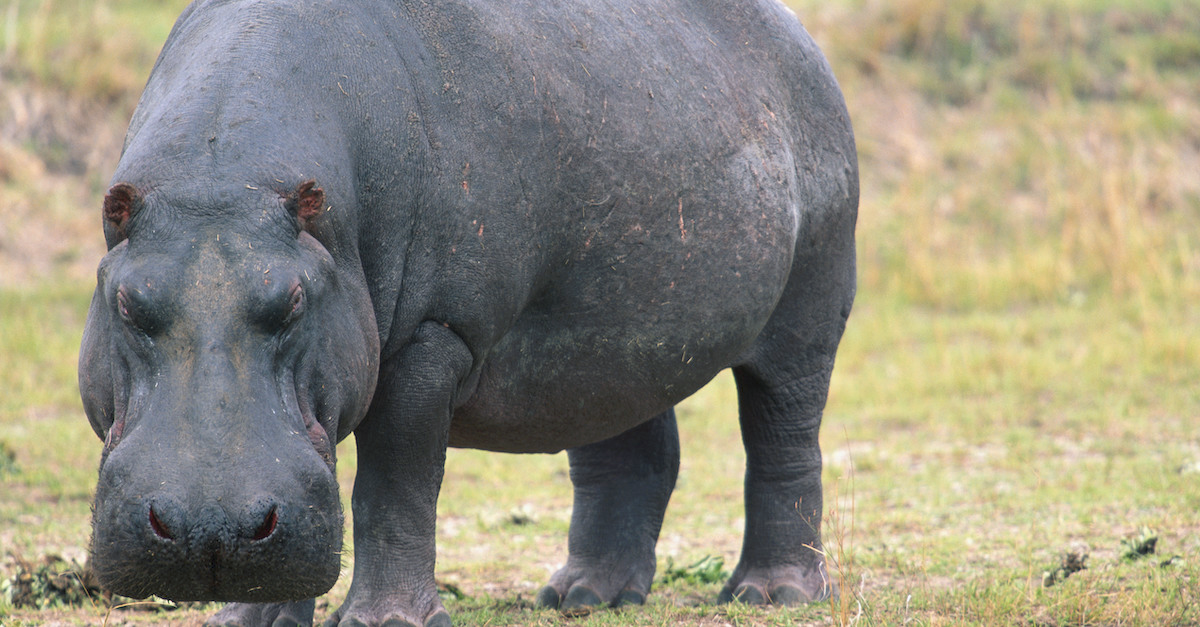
(325, 322, 472, 627)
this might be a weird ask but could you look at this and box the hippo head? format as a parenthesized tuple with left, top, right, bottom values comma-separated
(78, 181, 378, 602)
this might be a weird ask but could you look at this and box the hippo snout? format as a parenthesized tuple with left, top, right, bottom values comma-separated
(89, 440, 344, 603)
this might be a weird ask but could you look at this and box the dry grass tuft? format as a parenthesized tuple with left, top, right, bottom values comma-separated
(800, 0, 1200, 310)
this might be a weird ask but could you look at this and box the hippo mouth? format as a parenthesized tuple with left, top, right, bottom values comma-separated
(88, 426, 345, 603)
(91, 496, 343, 602)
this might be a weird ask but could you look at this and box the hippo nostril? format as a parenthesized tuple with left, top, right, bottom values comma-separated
(148, 506, 175, 540)
(252, 506, 278, 541)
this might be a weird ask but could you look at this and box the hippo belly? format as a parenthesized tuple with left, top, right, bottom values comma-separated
(450, 210, 797, 452)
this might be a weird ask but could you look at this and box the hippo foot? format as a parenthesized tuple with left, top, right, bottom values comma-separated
(536, 584, 647, 611)
(205, 599, 316, 627)
(536, 560, 652, 612)
(322, 617, 449, 627)
(322, 598, 450, 627)
(717, 563, 833, 606)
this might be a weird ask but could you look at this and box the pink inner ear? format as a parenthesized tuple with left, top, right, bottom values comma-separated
(295, 180, 325, 227)
(103, 183, 138, 228)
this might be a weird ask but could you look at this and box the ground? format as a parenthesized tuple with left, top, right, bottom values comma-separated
(2, 0, 1199, 625)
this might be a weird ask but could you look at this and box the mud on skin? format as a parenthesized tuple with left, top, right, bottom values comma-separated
(78, 0, 858, 625)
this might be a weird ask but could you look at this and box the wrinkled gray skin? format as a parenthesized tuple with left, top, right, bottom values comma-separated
(78, 0, 857, 625)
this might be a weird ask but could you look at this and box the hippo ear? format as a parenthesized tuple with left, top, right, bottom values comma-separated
(285, 180, 326, 233)
(102, 183, 140, 244)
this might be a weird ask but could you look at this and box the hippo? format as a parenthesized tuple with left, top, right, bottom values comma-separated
(77, 0, 857, 625)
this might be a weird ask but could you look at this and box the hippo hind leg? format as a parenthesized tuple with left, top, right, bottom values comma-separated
(205, 599, 315, 627)
(721, 226, 856, 606)
(537, 409, 680, 611)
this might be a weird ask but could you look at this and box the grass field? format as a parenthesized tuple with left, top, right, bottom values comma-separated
(2, 0, 1198, 625)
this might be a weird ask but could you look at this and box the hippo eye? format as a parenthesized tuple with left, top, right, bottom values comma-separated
(115, 286, 161, 335)
(284, 283, 305, 324)
(116, 289, 132, 321)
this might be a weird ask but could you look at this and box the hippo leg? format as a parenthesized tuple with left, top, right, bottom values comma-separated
(205, 599, 315, 627)
(537, 410, 680, 611)
(324, 323, 472, 627)
(719, 229, 855, 606)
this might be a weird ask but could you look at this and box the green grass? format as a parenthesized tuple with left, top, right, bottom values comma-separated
(3, 0, 1200, 625)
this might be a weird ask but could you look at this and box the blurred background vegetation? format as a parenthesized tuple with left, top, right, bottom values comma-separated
(1, 0, 1197, 625)
(3, 0, 1198, 308)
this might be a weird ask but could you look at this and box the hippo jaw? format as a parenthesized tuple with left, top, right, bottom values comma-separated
(80, 186, 379, 602)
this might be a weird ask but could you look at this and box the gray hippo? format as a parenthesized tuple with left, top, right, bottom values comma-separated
(78, 0, 857, 625)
